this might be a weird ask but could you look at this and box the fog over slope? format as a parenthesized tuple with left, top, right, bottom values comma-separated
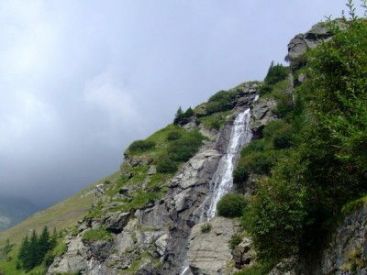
(0, 0, 346, 208)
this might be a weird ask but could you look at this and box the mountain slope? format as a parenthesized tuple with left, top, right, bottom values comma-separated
(1, 16, 367, 275)
(0, 172, 120, 246)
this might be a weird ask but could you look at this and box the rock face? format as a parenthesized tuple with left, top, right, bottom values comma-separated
(47, 85, 260, 275)
(188, 217, 239, 275)
(287, 21, 345, 69)
(232, 236, 256, 270)
(321, 203, 367, 275)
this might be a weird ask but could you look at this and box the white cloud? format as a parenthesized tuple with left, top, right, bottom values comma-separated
(83, 71, 139, 124)
(0, 91, 58, 152)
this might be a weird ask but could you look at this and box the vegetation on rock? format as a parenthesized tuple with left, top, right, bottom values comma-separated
(240, 10, 367, 264)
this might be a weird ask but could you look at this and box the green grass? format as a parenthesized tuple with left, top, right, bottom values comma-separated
(341, 195, 367, 216)
(82, 228, 112, 242)
(199, 111, 231, 130)
(0, 172, 120, 246)
(234, 261, 274, 275)
(0, 235, 68, 275)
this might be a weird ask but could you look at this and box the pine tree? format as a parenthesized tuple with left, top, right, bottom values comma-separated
(174, 106, 183, 124)
(39, 226, 51, 257)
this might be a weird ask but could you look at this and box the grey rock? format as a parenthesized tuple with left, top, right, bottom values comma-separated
(104, 212, 130, 233)
(232, 237, 256, 269)
(89, 240, 114, 261)
(251, 99, 277, 133)
(187, 217, 239, 275)
(155, 233, 169, 256)
(147, 165, 157, 175)
(321, 204, 367, 275)
(287, 21, 346, 69)
(268, 257, 298, 275)
(47, 236, 88, 274)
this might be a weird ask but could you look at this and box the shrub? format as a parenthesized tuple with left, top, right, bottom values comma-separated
(206, 90, 236, 115)
(229, 233, 242, 249)
(217, 193, 247, 218)
(82, 228, 112, 243)
(243, 163, 308, 260)
(263, 120, 293, 149)
(264, 62, 289, 86)
(200, 223, 212, 233)
(174, 107, 194, 125)
(167, 131, 181, 141)
(156, 156, 178, 174)
(238, 151, 275, 176)
(233, 166, 249, 185)
(167, 131, 204, 162)
(128, 140, 156, 154)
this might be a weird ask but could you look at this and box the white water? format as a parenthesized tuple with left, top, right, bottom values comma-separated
(180, 108, 252, 275)
(206, 108, 252, 219)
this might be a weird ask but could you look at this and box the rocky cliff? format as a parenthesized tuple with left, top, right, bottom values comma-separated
(47, 82, 277, 275)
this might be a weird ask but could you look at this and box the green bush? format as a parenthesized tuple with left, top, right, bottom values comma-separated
(167, 131, 204, 162)
(128, 140, 156, 154)
(205, 89, 239, 115)
(200, 223, 212, 233)
(233, 166, 249, 185)
(217, 193, 247, 218)
(167, 131, 181, 141)
(156, 156, 178, 174)
(243, 161, 308, 259)
(263, 120, 293, 149)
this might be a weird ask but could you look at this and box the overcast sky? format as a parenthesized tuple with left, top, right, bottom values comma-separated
(0, 0, 348, 208)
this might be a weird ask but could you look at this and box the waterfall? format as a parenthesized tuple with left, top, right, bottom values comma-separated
(205, 108, 252, 219)
(180, 108, 252, 275)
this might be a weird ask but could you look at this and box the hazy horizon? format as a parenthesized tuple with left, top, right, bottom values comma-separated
(0, 0, 347, 208)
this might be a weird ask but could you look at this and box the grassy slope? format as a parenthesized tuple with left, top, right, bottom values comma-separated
(0, 172, 120, 246)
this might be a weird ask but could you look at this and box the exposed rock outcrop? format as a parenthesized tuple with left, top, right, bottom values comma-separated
(287, 21, 346, 69)
(321, 203, 367, 275)
(187, 217, 239, 275)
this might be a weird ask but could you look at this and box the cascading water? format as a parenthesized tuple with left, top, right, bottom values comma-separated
(180, 108, 252, 275)
(205, 108, 252, 219)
